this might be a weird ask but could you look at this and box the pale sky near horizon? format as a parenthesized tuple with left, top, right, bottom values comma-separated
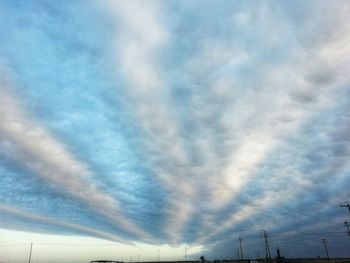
(0, 0, 350, 262)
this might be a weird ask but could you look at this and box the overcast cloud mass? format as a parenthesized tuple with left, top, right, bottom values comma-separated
(0, 0, 350, 261)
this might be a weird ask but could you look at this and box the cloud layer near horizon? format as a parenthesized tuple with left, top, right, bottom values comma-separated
(0, 0, 350, 259)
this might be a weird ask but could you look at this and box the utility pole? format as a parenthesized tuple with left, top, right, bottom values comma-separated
(340, 202, 350, 237)
(237, 247, 240, 260)
(321, 239, 330, 260)
(157, 249, 160, 262)
(344, 221, 350, 236)
(239, 237, 244, 260)
(28, 243, 33, 263)
(262, 230, 272, 263)
(340, 202, 350, 215)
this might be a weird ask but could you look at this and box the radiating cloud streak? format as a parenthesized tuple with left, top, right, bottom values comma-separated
(102, 0, 202, 243)
(0, 204, 129, 243)
(0, 83, 150, 241)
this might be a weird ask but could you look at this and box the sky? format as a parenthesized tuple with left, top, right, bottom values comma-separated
(0, 0, 350, 262)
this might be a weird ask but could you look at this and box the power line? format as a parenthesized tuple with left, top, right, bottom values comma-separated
(0, 243, 28, 248)
(209, 230, 347, 243)
(35, 243, 121, 246)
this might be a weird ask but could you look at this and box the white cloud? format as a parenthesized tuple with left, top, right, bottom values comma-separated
(0, 204, 128, 243)
(0, 82, 150, 241)
(98, 0, 350, 246)
(1, 1, 350, 258)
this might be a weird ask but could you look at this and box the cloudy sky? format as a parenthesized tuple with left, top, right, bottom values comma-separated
(0, 0, 350, 262)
